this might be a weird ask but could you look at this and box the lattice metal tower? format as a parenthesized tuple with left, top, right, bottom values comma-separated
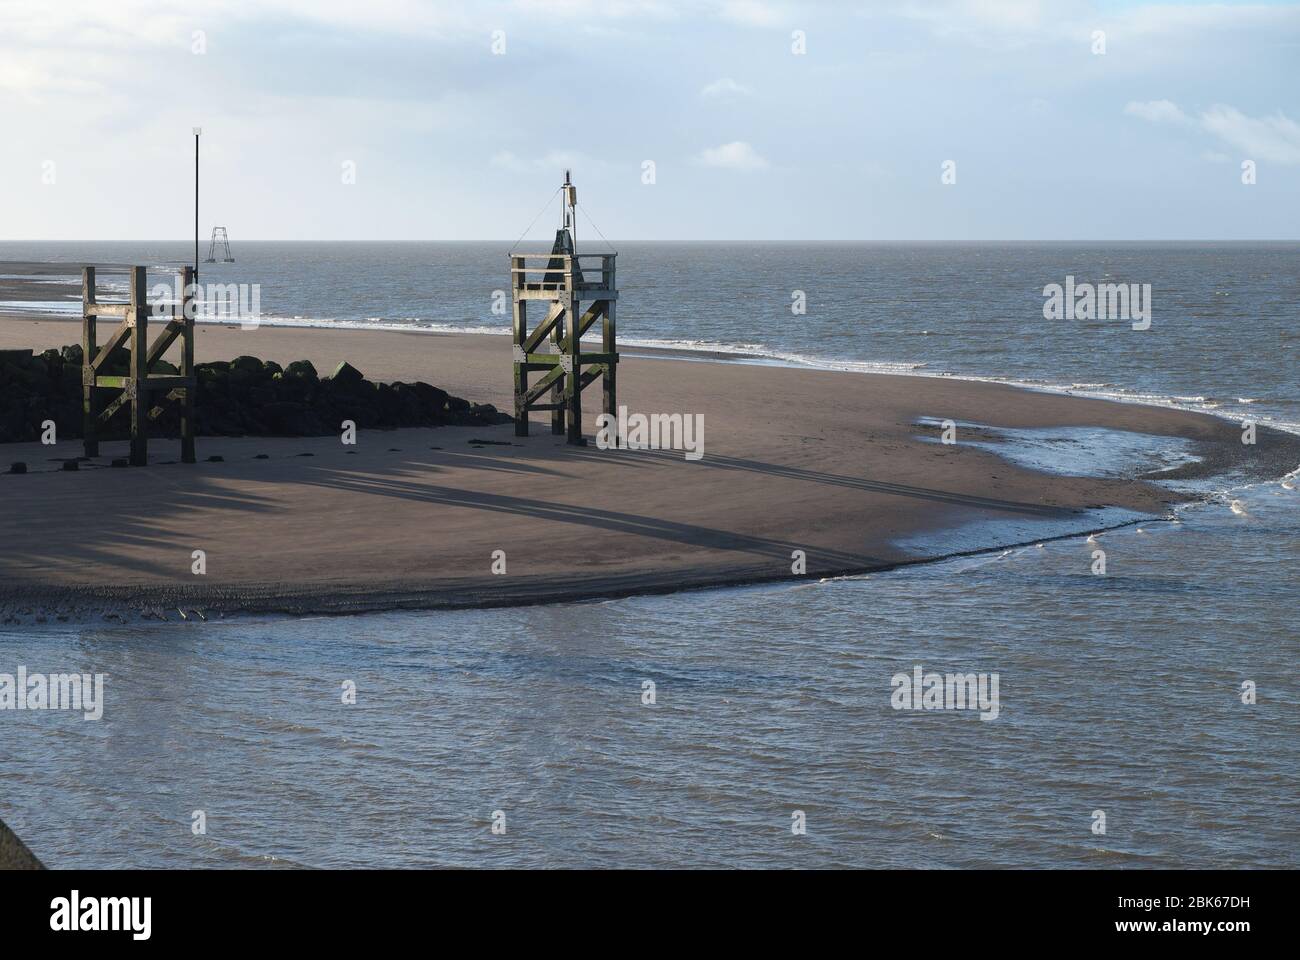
(204, 227, 234, 263)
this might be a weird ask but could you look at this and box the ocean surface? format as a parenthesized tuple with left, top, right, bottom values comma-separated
(1, 242, 1296, 868)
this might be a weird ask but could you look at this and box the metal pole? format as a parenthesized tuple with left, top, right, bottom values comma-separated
(193, 127, 201, 286)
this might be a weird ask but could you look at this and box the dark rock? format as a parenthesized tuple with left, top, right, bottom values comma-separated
(61, 460, 79, 471)
(0, 346, 513, 445)
(8, 462, 26, 474)
(328, 361, 364, 387)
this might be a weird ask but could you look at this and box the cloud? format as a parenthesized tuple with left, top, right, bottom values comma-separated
(1200, 105, 1300, 166)
(696, 140, 767, 169)
(1123, 99, 1190, 126)
(717, 1, 788, 28)
(886, 0, 1070, 49)
(700, 77, 752, 99)
(1126, 100, 1300, 165)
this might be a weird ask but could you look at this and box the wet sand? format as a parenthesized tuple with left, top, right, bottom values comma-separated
(1, 315, 1295, 618)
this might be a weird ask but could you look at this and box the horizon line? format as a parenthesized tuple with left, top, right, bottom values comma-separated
(2, 238, 1299, 245)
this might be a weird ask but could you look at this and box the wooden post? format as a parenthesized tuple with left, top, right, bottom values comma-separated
(82, 267, 98, 458)
(512, 258, 527, 436)
(602, 257, 617, 445)
(129, 266, 148, 466)
(179, 266, 196, 463)
(564, 289, 583, 444)
(550, 290, 566, 436)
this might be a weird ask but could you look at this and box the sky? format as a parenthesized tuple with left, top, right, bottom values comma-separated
(0, 0, 1297, 241)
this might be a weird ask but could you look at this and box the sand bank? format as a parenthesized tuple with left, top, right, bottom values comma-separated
(1, 316, 1295, 617)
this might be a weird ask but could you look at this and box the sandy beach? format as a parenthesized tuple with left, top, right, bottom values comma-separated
(0, 315, 1294, 618)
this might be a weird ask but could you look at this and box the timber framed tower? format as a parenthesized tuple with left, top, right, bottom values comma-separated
(510, 172, 618, 445)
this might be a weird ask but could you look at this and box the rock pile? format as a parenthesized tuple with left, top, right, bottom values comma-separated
(0, 346, 510, 443)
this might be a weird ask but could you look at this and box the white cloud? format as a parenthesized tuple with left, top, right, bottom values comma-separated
(1126, 100, 1300, 165)
(1200, 105, 1300, 166)
(696, 140, 767, 169)
(1123, 100, 1190, 126)
(700, 77, 752, 99)
(717, 1, 788, 28)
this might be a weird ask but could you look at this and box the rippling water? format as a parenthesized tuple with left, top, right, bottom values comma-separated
(1, 242, 1296, 868)
(1, 486, 1296, 869)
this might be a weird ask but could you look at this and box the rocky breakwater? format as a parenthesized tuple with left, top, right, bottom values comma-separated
(0, 346, 510, 442)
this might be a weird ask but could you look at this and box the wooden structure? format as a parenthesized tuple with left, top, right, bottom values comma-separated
(511, 174, 618, 445)
(82, 265, 197, 465)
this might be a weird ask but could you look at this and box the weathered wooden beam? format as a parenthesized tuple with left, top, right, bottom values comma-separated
(129, 267, 148, 466)
(564, 291, 582, 444)
(96, 373, 195, 392)
(512, 292, 528, 437)
(148, 388, 186, 421)
(557, 301, 607, 351)
(515, 288, 593, 302)
(603, 268, 618, 429)
(517, 351, 617, 367)
(145, 320, 184, 370)
(82, 302, 132, 319)
(82, 266, 99, 457)
(523, 365, 565, 407)
(90, 320, 132, 371)
(578, 364, 606, 390)
(522, 303, 565, 353)
(98, 389, 130, 424)
(551, 296, 566, 436)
